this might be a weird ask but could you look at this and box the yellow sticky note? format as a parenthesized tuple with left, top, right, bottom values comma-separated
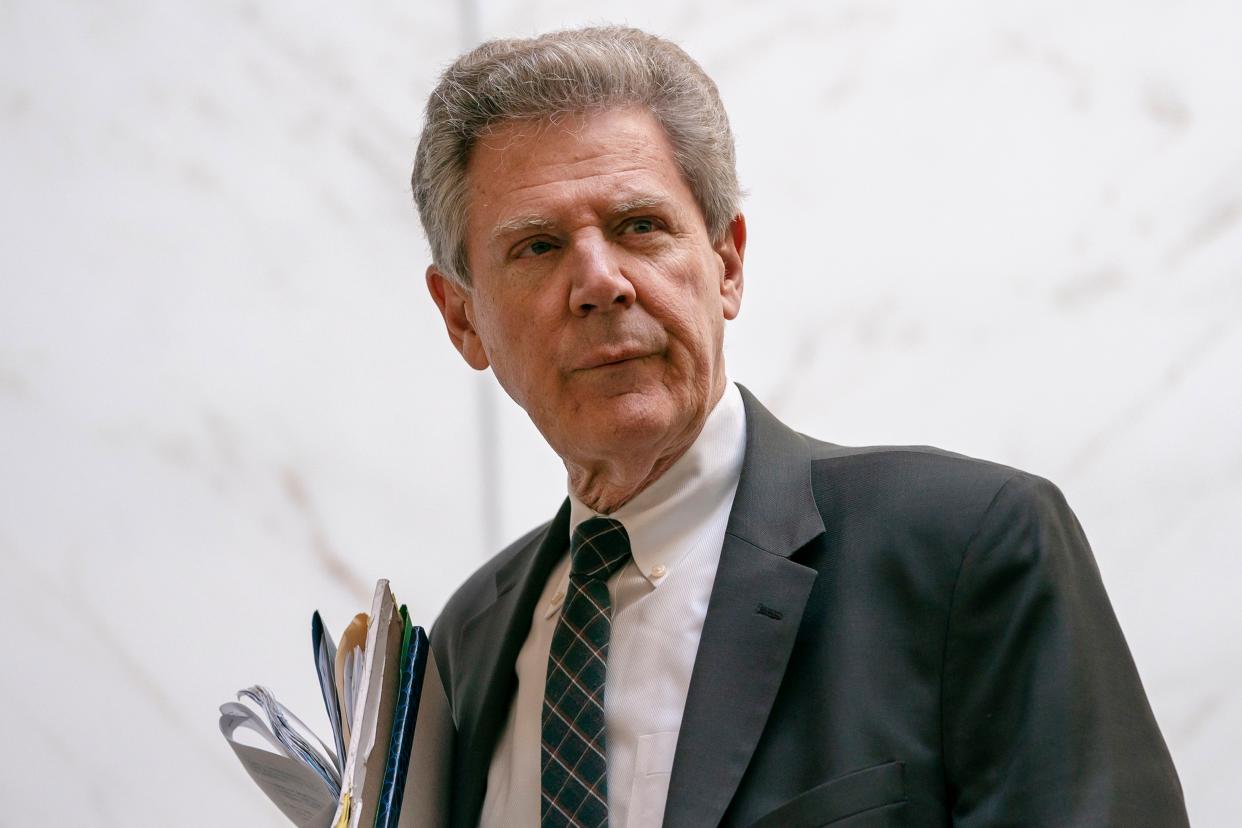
(334, 792, 351, 828)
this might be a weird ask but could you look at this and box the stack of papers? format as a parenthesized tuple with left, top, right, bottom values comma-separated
(219, 580, 452, 827)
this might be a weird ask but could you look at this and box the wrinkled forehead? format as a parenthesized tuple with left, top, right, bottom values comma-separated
(461, 107, 695, 245)
(465, 106, 667, 178)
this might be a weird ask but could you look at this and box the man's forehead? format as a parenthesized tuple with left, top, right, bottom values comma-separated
(462, 106, 698, 247)
(468, 107, 674, 179)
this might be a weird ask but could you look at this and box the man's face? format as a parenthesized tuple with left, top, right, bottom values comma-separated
(428, 106, 745, 468)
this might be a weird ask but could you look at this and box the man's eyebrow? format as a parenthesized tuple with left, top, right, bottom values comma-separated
(608, 195, 669, 216)
(491, 214, 556, 240)
(490, 195, 671, 240)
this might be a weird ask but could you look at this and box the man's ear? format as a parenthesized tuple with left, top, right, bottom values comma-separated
(426, 265, 490, 370)
(715, 213, 746, 320)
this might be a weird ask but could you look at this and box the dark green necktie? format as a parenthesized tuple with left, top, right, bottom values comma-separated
(541, 517, 632, 827)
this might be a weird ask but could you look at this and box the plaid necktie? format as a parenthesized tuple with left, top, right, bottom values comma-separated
(541, 516, 632, 827)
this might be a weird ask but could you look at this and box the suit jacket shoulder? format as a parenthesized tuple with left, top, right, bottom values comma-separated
(803, 438, 1024, 562)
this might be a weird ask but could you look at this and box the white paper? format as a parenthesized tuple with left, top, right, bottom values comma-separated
(220, 705, 337, 828)
(222, 579, 453, 828)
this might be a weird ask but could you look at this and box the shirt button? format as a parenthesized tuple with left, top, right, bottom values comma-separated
(650, 564, 667, 579)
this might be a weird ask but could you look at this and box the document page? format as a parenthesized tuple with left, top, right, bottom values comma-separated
(219, 703, 337, 828)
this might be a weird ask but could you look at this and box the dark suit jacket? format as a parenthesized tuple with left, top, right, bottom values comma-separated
(430, 386, 1189, 827)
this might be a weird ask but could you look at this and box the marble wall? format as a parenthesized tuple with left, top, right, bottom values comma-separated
(1, 1, 1238, 824)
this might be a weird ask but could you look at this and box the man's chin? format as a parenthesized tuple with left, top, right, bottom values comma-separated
(571, 393, 696, 452)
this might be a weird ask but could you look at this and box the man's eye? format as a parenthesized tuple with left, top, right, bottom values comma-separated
(517, 239, 557, 257)
(622, 218, 657, 234)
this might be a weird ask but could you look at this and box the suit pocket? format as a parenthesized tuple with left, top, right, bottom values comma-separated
(747, 760, 905, 828)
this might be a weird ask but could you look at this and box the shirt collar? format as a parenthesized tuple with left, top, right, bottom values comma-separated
(567, 381, 747, 588)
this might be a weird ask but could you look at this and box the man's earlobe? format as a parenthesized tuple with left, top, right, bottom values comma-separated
(426, 266, 491, 371)
(717, 214, 746, 321)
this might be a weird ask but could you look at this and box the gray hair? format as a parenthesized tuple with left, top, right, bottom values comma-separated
(411, 25, 741, 287)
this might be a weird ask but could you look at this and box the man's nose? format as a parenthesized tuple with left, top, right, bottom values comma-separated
(566, 234, 636, 317)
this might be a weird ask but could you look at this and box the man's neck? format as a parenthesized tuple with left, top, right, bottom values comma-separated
(565, 447, 691, 515)
(564, 381, 728, 515)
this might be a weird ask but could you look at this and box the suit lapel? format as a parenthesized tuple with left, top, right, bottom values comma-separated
(451, 501, 571, 828)
(662, 385, 827, 828)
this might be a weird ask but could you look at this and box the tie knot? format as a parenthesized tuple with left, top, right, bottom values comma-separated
(570, 517, 631, 581)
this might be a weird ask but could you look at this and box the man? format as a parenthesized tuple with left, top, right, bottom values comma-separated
(413, 26, 1188, 828)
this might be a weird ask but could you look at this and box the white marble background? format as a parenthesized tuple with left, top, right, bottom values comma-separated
(2, 0, 1239, 825)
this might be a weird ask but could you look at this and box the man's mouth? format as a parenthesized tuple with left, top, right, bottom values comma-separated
(574, 347, 654, 371)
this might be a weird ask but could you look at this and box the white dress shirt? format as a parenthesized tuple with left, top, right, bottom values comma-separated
(479, 382, 747, 828)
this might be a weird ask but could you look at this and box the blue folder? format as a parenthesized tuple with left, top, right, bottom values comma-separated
(372, 607, 430, 828)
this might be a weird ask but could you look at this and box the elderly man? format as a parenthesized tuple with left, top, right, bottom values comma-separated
(414, 26, 1188, 828)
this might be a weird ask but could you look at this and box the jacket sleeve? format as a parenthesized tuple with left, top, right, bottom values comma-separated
(942, 472, 1189, 827)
